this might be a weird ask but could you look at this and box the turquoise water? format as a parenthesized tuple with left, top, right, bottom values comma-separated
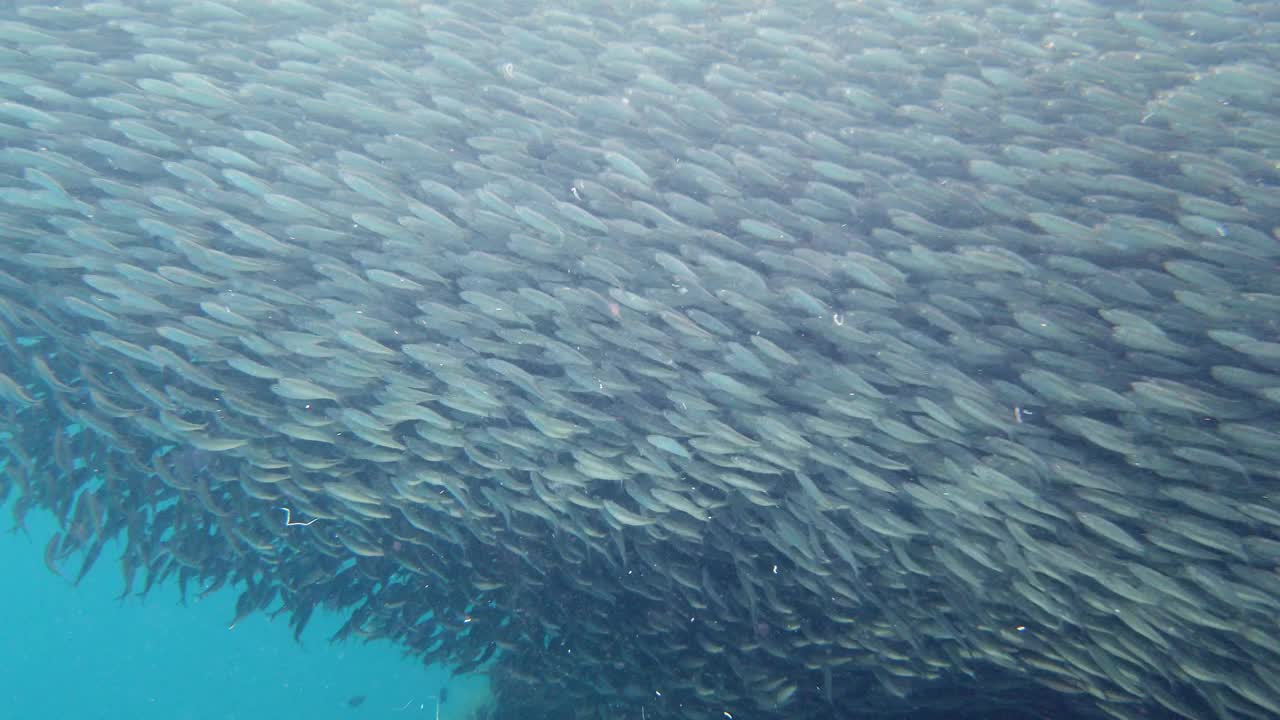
(1, 0, 1278, 717)
(1, 505, 489, 720)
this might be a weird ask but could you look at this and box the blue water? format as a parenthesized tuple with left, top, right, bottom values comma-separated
(0, 506, 489, 720)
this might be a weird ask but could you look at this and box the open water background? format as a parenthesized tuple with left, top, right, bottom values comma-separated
(0, 504, 489, 720)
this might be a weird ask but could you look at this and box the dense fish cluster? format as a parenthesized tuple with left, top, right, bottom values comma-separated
(1, 0, 1279, 718)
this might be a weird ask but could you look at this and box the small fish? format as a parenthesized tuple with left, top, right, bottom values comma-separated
(43, 532, 64, 578)
(346, 695, 366, 708)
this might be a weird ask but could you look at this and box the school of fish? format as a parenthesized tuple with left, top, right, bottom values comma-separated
(1, 0, 1278, 719)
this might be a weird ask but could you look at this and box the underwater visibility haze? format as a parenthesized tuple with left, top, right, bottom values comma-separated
(1, 1, 1279, 719)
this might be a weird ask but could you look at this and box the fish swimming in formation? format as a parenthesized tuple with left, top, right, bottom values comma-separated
(0, 1, 1277, 720)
